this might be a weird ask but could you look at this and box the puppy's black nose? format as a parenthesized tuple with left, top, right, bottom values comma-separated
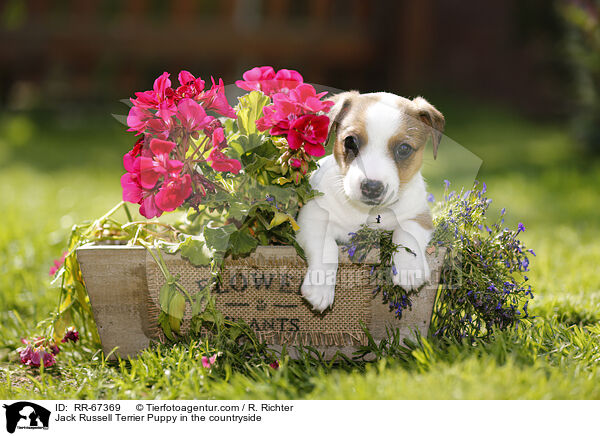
(360, 179, 384, 199)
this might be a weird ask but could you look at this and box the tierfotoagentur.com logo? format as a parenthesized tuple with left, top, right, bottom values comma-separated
(3, 402, 50, 434)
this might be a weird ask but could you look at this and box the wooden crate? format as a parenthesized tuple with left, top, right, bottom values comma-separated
(77, 245, 445, 359)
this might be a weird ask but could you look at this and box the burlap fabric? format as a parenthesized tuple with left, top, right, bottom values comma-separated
(145, 246, 375, 346)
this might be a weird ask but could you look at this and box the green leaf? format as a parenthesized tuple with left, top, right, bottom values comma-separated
(228, 200, 251, 222)
(191, 290, 207, 316)
(227, 135, 245, 156)
(168, 292, 186, 332)
(228, 325, 243, 341)
(158, 311, 175, 340)
(159, 283, 175, 313)
(243, 154, 276, 175)
(228, 230, 259, 256)
(273, 177, 292, 185)
(203, 222, 237, 254)
(231, 133, 266, 153)
(179, 236, 212, 266)
(268, 211, 300, 231)
(237, 91, 271, 136)
(156, 240, 183, 255)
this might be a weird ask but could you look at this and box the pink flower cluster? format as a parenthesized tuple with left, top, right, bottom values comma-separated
(18, 328, 79, 368)
(237, 67, 334, 157)
(128, 71, 235, 135)
(235, 66, 303, 97)
(49, 251, 67, 276)
(201, 352, 220, 369)
(123, 71, 241, 218)
(121, 67, 331, 218)
(121, 138, 192, 218)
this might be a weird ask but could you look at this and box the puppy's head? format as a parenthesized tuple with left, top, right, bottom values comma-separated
(327, 91, 444, 207)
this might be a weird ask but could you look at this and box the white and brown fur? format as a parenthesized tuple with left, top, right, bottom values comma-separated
(296, 91, 444, 312)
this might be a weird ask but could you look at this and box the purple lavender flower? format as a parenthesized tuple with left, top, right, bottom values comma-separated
(347, 246, 357, 258)
(392, 265, 398, 275)
(427, 193, 435, 203)
(517, 222, 525, 233)
(444, 179, 450, 189)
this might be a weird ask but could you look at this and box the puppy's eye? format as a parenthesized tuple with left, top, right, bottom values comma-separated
(393, 143, 414, 161)
(344, 136, 359, 156)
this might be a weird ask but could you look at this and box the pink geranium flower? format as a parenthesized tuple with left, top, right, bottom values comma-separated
(145, 117, 174, 140)
(211, 127, 227, 150)
(256, 95, 299, 135)
(288, 84, 334, 113)
(235, 66, 275, 92)
(121, 138, 185, 219)
(176, 98, 213, 136)
(139, 195, 162, 219)
(236, 66, 303, 96)
(198, 77, 236, 118)
(272, 69, 304, 94)
(121, 164, 163, 219)
(287, 114, 329, 157)
(131, 72, 177, 121)
(126, 106, 154, 136)
(207, 148, 242, 174)
(139, 139, 184, 189)
(121, 171, 143, 204)
(176, 70, 205, 100)
(154, 174, 193, 212)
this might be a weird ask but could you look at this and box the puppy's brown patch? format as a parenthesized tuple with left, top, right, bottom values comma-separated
(330, 92, 379, 174)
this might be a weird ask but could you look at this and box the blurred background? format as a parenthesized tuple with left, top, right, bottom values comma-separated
(1, 0, 599, 350)
(0, 0, 598, 123)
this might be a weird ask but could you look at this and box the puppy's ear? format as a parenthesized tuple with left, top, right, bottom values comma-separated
(412, 97, 445, 159)
(327, 91, 358, 134)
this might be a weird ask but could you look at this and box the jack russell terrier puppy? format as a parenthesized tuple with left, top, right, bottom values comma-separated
(296, 91, 444, 312)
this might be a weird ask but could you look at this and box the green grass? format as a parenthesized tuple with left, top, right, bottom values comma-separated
(1, 101, 599, 399)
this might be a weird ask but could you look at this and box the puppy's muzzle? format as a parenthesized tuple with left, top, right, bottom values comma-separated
(360, 178, 385, 204)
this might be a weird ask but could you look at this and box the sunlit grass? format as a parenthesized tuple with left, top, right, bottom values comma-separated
(0, 103, 599, 399)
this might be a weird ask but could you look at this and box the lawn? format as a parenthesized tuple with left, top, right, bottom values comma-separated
(1, 99, 599, 399)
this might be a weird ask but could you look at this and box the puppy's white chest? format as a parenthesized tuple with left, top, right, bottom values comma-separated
(308, 155, 425, 242)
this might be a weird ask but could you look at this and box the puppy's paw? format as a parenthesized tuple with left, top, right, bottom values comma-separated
(301, 270, 335, 312)
(392, 249, 430, 290)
